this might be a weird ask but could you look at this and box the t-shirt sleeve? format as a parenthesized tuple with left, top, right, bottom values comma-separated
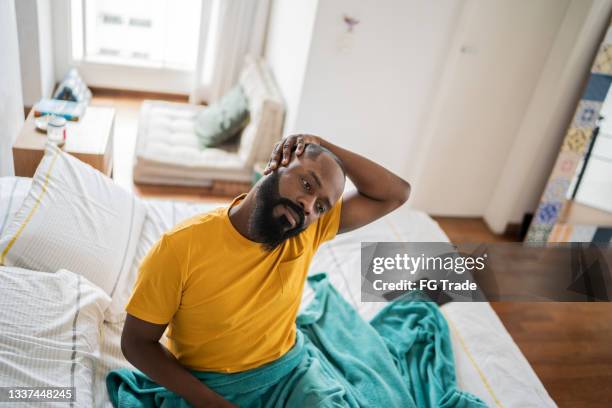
(312, 195, 343, 249)
(125, 234, 184, 325)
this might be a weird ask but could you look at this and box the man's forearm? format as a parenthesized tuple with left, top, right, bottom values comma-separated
(318, 138, 411, 204)
(122, 340, 231, 408)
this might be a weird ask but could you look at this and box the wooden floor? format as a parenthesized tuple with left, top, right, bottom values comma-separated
(98, 91, 611, 407)
(434, 217, 612, 408)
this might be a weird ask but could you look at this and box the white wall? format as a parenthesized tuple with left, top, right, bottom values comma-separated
(293, 0, 464, 177)
(15, 0, 41, 106)
(0, 0, 25, 176)
(37, 0, 55, 99)
(264, 0, 319, 135)
(409, 0, 573, 216)
(265, 0, 612, 232)
(15, 0, 55, 107)
(51, 0, 71, 85)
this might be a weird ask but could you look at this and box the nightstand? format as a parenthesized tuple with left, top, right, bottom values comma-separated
(13, 106, 115, 177)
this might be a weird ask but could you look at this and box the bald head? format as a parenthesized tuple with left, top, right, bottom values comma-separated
(302, 144, 346, 177)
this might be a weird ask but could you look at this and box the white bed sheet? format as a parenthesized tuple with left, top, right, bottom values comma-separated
(0, 178, 555, 407)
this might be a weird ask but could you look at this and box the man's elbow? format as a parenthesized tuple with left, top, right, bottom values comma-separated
(395, 180, 411, 206)
(121, 331, 137, 363)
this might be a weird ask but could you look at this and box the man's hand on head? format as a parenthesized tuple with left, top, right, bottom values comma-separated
(263, 134, 322, 175)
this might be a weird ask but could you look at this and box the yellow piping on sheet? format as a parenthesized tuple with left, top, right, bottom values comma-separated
(0, 147, 61, 265)
(384, 217, 503, 407)
(442, 310, 504, 408)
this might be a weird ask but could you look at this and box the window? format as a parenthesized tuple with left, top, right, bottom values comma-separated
(72, 0, 202, 71)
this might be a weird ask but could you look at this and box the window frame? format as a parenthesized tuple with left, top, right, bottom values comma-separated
(53, 0, 211, 95)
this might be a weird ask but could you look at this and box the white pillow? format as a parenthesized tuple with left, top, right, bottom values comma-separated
(0, 143, 146, 321)
(0, 176, 32, 236)
(0, 266, 110, 407)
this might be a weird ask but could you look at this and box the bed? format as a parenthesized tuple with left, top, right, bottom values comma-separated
(0, 176, 556, 408)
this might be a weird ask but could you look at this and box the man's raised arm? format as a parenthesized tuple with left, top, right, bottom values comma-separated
(264, 134, 411, 233)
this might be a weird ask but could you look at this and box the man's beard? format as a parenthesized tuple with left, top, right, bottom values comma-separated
(249, 171, 306, 251)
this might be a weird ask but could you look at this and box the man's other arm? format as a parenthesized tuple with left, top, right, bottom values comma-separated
(121, 314, 236, 408)
(317, 138, 411, 233)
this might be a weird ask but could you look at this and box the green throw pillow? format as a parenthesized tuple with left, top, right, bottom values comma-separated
(194, 85, 250, 148)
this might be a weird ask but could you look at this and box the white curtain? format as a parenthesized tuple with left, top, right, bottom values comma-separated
(190, 0, 270, 104)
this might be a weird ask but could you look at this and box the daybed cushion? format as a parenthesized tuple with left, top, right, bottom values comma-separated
(0, 143, 146, 322)
(0, 266, 110, 407)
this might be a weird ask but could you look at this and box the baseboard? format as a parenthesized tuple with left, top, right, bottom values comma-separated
(133, 179, 251, 201)
(89, 87, 191, 103)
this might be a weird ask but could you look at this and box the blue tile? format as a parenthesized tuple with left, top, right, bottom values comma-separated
(536, 201, 562, 224)
(592, 228, 612, 243)
(582, 73, 612, 102)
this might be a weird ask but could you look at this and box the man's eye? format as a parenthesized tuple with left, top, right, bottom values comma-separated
(302, 178, 311, 191)
(317, 203, 325, 214)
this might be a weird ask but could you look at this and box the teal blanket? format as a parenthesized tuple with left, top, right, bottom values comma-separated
(107, 273, 487, 407)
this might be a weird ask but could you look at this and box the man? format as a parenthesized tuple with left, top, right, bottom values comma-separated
(120, 134, 411, 407)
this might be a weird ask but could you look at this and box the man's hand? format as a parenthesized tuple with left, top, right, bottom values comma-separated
(263, 134, 320, 174)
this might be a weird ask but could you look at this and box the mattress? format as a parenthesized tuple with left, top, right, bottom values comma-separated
(0, 177, 556, 407)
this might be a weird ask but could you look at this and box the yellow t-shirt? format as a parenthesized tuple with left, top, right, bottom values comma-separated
(126, 193, 342, 373)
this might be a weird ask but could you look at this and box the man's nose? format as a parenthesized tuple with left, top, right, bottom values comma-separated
(298, 195, 316, 216)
